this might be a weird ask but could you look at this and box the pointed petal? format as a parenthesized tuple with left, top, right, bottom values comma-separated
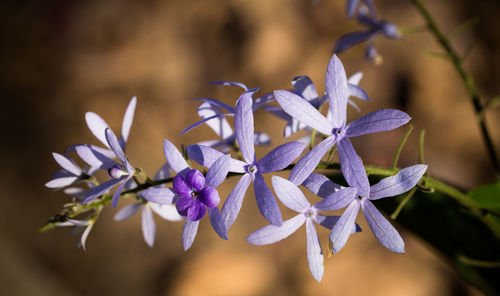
(289, 136, 337, 186)
(325, 55, 349, 129)
(361, 199, 404, 253)
(348, 84, 370, 101)
(190, 97, 236, 113)
(81, 178, 123, 204)
(185, 169, 205, 191)
(114, 203, 142, 221)
(105, 128, 127, 165)
(272, 176, 310, 212)
(182, 219, 200, 251)
(142, 206, 156, 247)
(75, 144, 118, 170)
(261, 104, 291, 121)
(187, 200, 207, 221)
(306, 219, 324, 282)
(334, 30, 374, 54)
(121, 96, 137, 145)
(208, 207, 228, 240)
(212, 80, 249, 91)
(315, 214, 361, 233)
(149, 203, 183, 221)
(79, 224, 94, 251)
(153, 162, 172, 180)
(329, 200, 360, 254)
(221, 173, 252, 228)
(52, 153, 82, 176)
(257, 141, 306, 174)
(274, 90, 334, 135)
(246, 214, 306, 245)
(314, 187, 358, 211)
(302, 173, 342, 198)
(347, 72, 363, 85)
(370, 164, 427, 200)
(254, 173, 282, 226)
(45, 176, 79, 188)
(141, 187, 176, 204)
(85, 112, 110, 148)
(346, 109, 411, 137)
(198, 102, 234, 139)
(163, 139, 190, 174)
(338, 137, 370, 198)
(346, 0, 360, 18)
(234, 90, 256, 163)
(176, 197, 194, 216)
(187, 144, 246, 173)
(291, 75, 319, 102)
(199, 186, 220, 208)
(180, 113, 233, 135)
(111, 178, 128, 207)
(205, 154, 230, 188)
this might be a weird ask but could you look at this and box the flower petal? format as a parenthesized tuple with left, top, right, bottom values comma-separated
(173, 175, 191, 198)
(75, 144, 118, 170)
(302, 173, 342, 198)
(199, 186, 220, 208)
(212, 80, 249, 91)
(348, 84, 370, 101)
(334, 30, 374, 54)
(190, 97, 235, 113)
(347, 72, 363, 85)
(254, 132, 271, 146)
(338, 137, 370, 198)
(257, 141, 306, 174)
(187, 144, 246, 173)
(121, 96, 137, 147)
(254, 173, 283, 226)
(111, 178, 129, 207)
(176, 197, 194, 217)
(141, 205, 155, 247)
(234, 90, 256, 163)
(325, 54, 349, 129)
(221, 173, 252, 228)
(153, 162, 172, 180)
(205, 154, 230, 188)
(81, 178, 123, 204)
(149, 203, 183, 221)
(142, 187, 176, 204)
(315, 215, 361, 233)
(114, 203, 142, 221)
(208, 207, 228, 240)
(182, 219, 200, 251)
(85, 112, 110, 148)
(346, 109, 411, 138)
(346, 0, 360, 18)
(198, 102, 234, 139)
(292, 75, 319, 102)
(314, 187, 358, 211)
(105, 128, 127, 165)
(274, 90, 334, 135)
(163, 139, 190, 174)
(289, 136, 337, 186)
(370, 164, 427, 200)
(329, 200, 360, 254)
(272, 176, 310, 212)
(187, 200, 207, 221)
(52, 153, 82, 176)
(180, 113, 234, 135)
(246, 214, 306, 245)
(361, 199, 404, 253)
(45, 176, 79, 188)
(306, 219, 324, 282)
(185, 169, 205, 191)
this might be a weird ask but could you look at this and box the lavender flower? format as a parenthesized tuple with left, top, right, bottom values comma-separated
(45, 152, 89, 189)
(274, 54, 410, 198)
(114, 163, 182, 247)
(337, 2, 401, 64)
(151, 139, 230, 250)
(80, 128, 135, 207)
(187, 89, 306, 228)
(247, 176, 359, 281)
(56, 218, 95, 251)
(329, 164, 427, 254)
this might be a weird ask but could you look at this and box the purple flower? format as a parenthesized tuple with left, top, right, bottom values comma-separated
(187, 89, 307, 228)
(329, 164, 427, 254)
(156, 139, 230, 250)
(114, 163, 182, 247)
(80, 128, 135, 207)
(337, 2, 401, 63)
(274, 54, 410, 198)
(264, 73, 369, 140)
(246, 176, 360, 281)
(45, 152, 89, 189)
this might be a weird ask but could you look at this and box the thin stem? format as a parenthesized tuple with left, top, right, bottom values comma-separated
(410, 0, 500, 177)
(391, 187, 417, 220)
(419, 129, 426, 165)
(392, 125, 414, 169)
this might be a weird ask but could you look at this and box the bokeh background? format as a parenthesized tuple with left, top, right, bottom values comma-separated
(1, 0, 499, 295)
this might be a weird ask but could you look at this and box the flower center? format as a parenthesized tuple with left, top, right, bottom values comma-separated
(332, 127, 346, 138)
(304, 208, 317, 219)
(245, 164, 258, 174)
(191, 190, 199, 198)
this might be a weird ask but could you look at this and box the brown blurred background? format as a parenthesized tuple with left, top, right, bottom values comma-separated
(1, 0, 499, 295)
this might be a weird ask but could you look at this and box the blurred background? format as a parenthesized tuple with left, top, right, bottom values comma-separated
(1, 0, 499, 295)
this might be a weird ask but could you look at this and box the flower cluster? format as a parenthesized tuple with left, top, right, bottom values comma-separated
(45, 51, 426, 281)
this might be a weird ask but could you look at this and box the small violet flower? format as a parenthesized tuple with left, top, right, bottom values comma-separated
(45, 152, 91, 189)
(337, 2, 401, 64)
(142, 139, 230, 250)
(187, 89, 306, 228)
(274, 54, 410, 200)
(114, 163, 182, 247)
(329, 164, 427, 254)
(247, 176, 360, 281)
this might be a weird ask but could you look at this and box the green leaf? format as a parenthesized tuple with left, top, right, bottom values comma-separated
(468, 182, 500, 213)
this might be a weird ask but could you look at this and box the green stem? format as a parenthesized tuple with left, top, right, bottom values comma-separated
(410, 0, 499, 178)
(391, 187, 417, 220)
(392, 125, 414, 169)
